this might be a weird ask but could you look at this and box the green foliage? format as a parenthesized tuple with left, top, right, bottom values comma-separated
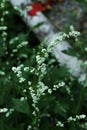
(12, 98, 31, 115)
(77, 0, 87, 4)
(0, 1, 87, 130)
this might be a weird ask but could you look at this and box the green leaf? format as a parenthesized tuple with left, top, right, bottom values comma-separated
(12, 98, 31, 116)
(32, 22, 44, 29)
(54, 101, 69, 118)
(76, 0, 87, 3)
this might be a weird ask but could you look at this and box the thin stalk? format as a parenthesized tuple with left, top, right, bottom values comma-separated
(74, 85, 85, 115)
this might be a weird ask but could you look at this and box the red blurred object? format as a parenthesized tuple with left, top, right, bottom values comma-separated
(28, 0, 52, 16)
(46, 0, 52, 5)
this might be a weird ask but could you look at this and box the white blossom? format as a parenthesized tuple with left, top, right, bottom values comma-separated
(56, 121, 64, 127)
(0, 108, 8, 113)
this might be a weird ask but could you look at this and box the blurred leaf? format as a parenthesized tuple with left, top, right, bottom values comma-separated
(12, 98, 31, 116)
(54, 101, 69, 117)
(32, 22, 44, 29)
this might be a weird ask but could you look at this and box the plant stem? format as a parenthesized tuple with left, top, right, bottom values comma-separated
(74, 85, 85, 115)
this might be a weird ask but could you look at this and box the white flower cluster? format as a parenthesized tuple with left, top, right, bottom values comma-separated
(36, 48, 48, 65)
(53, 83, 64, 90)
(0, 26, 7, 31)
(0, 0, 9, 42)
(29, 81, 48, 105)
(85, 47, 87, 52)
(5, 108, 14, 117)
(24, 67, 29, 72)
(48, 88, 52, 94)
(37, 81, 48, 97)
(12, 64, 26, 83)
(67, 114, 86, 122)
(19, 54, 28, 58)
(2, 31, 7, 38)
(28, 80, 49, 129)
(48, 82, 65, 94)
(69, 25, 80, 38)
(0, 0, 5, 9)
(76, 114, 86, 119)
(20, 96, 27, 101)
(36, 53, 47, 80)
(69, 31, 80, 38)
(0, 70, 5, 75)
(37, 63, 47, 78)
(9, 37, 19, 44)
(56, 121, 64, 127)
(0, 108, 14, 117)
(27, 125, 32, 130)
(17, 41, 28, 48)
(0, 0, 8, 42)
(12, 64, 23, 73)
(28, 81, 32, 85)
(48, 27, 80, 51)
(3, 10, 9, 16)
(41, 48, 48, 60)
(12, 49, 18, 53)
(36, 55, 45, 65)
(0, 108, 8, 113)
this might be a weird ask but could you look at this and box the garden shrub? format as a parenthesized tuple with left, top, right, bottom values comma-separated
(0, 0, 87, 130)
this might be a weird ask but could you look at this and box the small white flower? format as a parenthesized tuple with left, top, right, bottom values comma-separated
(27, 125, 32, 130)
(19, 77, 25, 83)
(0, 26, 7, 30)
(24, 67, 29, 72)
(23, 89, 26, 93)
(56, 121, 64, 127)
(5, 108, 14, 117)
(58, 82, 65, 87)
(48, 89, 52, 94)
(28, 81, 32, 85)
(32, 111, 36, 116)
(0, 108, 8, 113)
(79, 114, 86, 119)
(0, 71, 5, 75)
(20, 97, 25, 101)
(12, 67, 17, 73)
